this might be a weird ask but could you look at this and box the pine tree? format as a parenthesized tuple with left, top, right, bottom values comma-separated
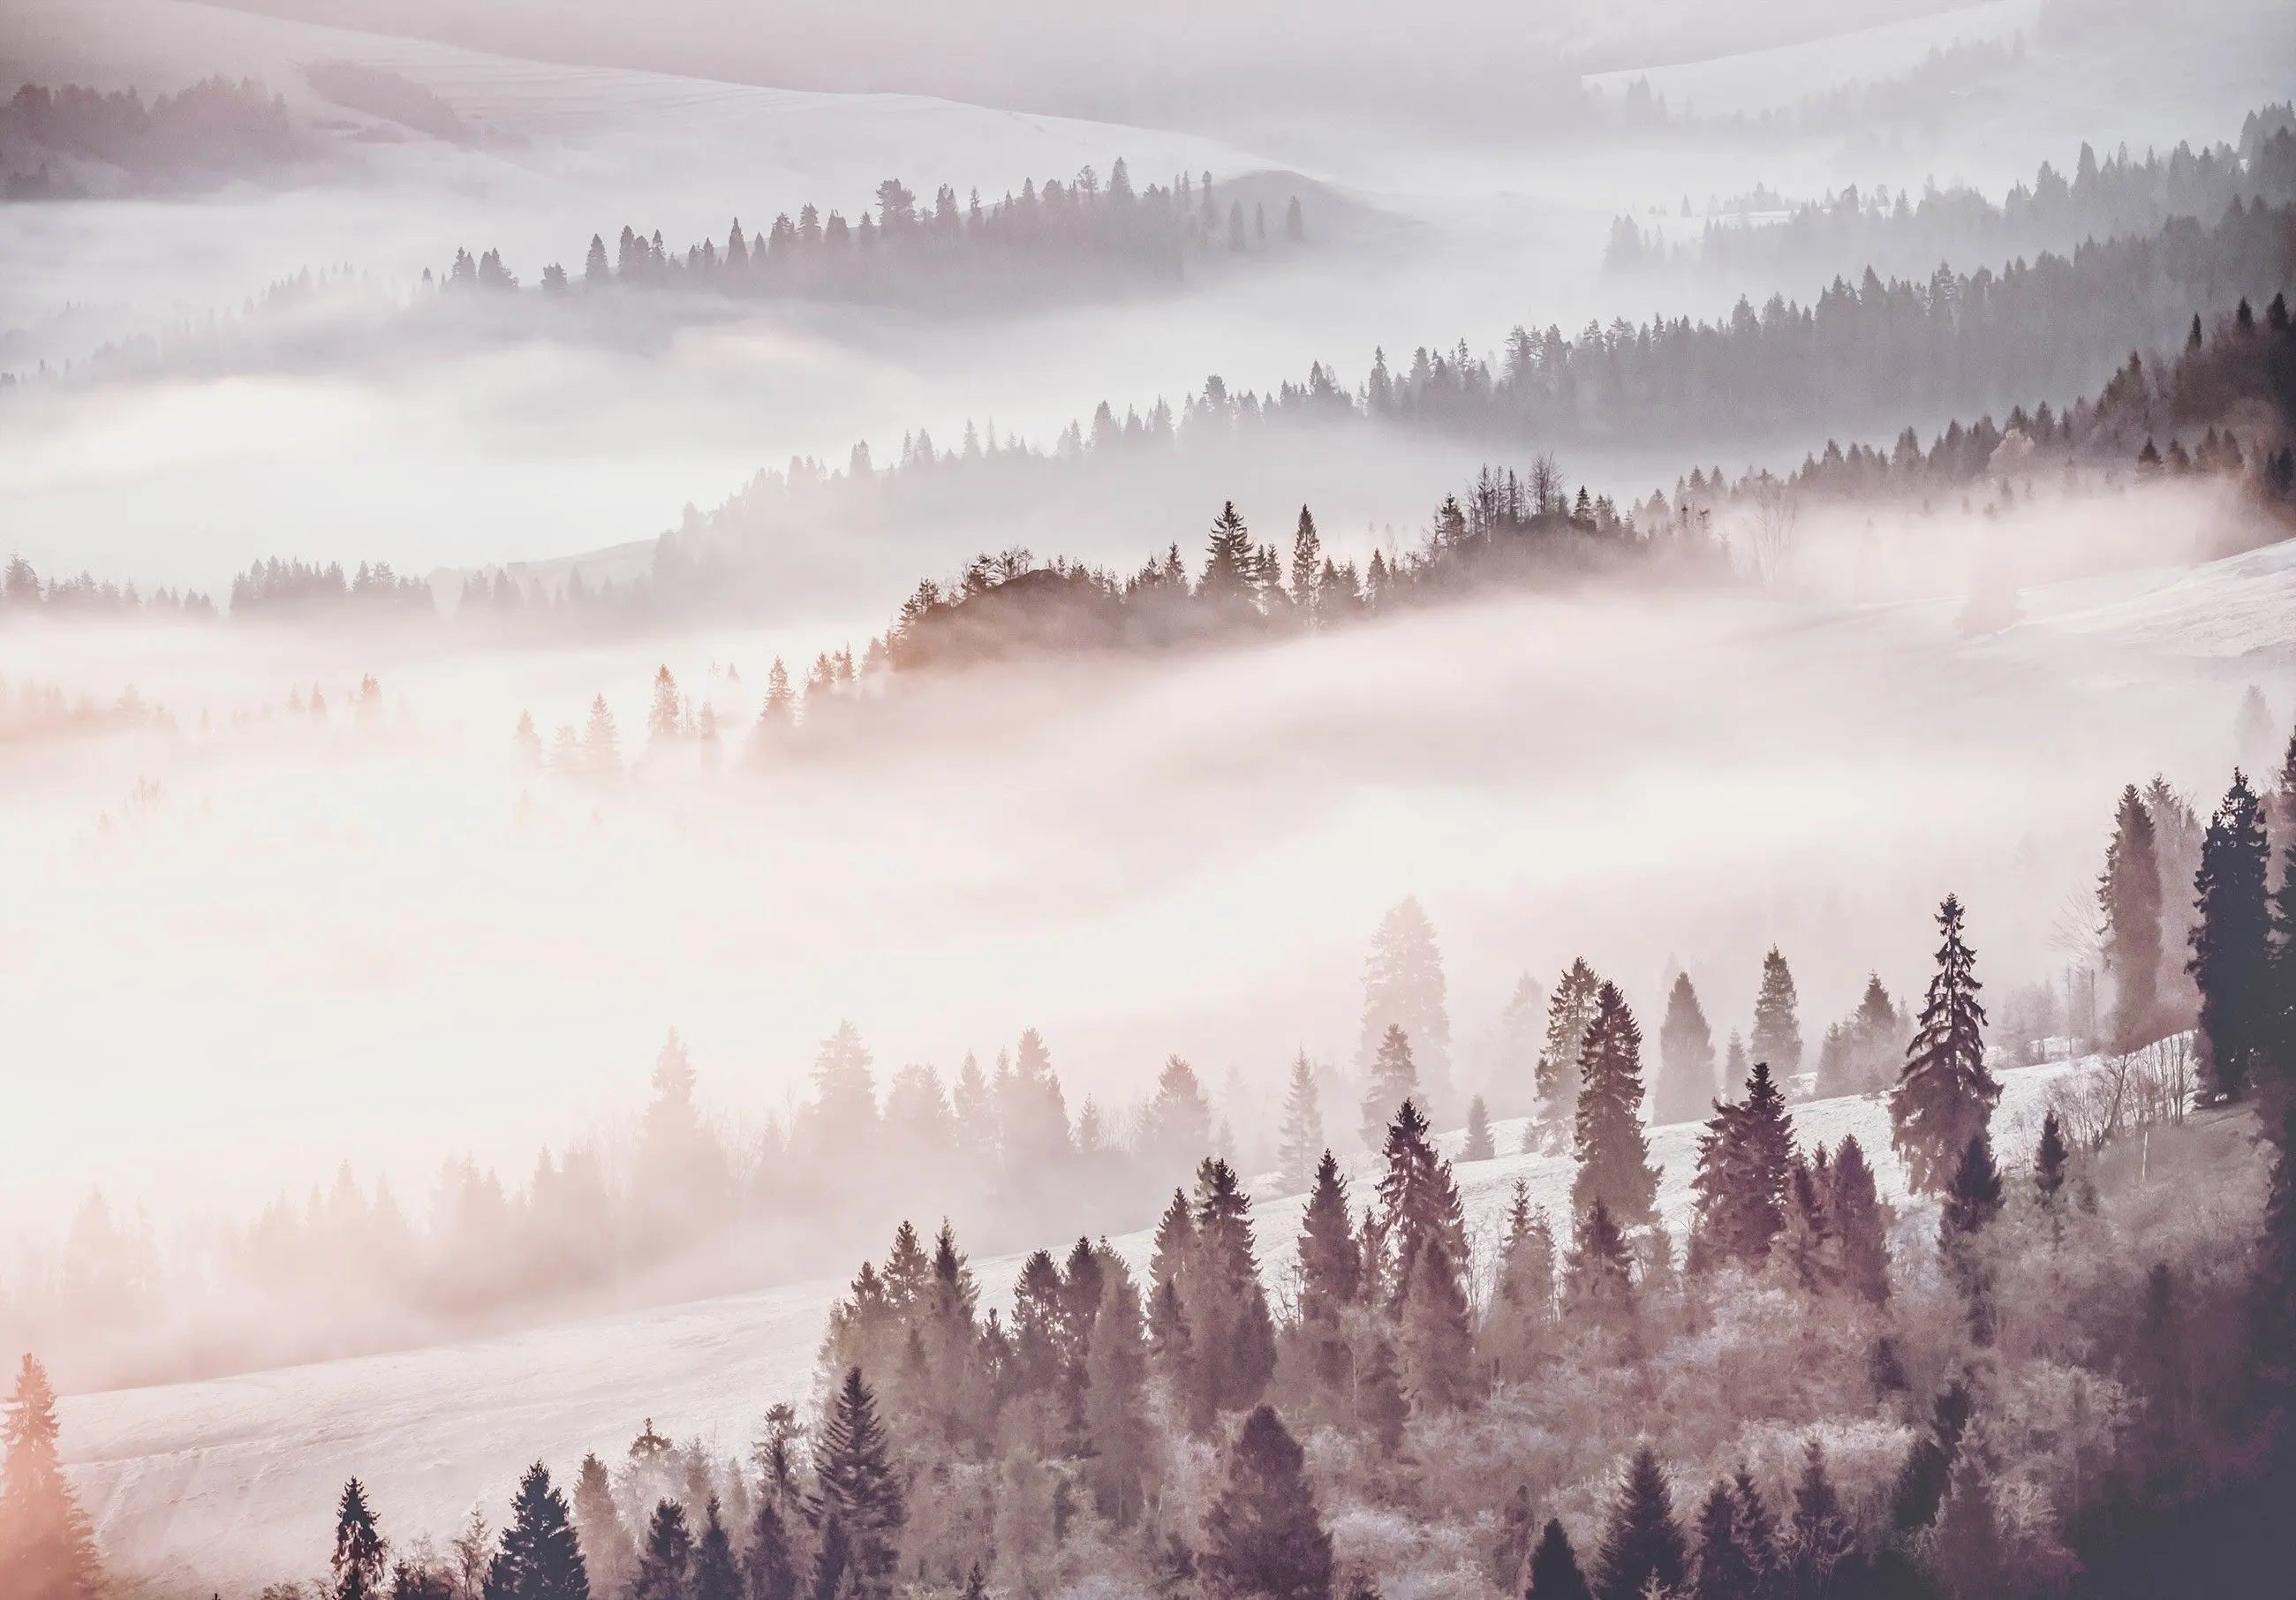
(332, 1480, 390, 1600)
(1527, 1519, 1593, 1600)
(1202, 1407, 1334, 1600)
(1484, 1181, 1558, 1379)
(646, 665, 684, 747)
(1201, 502, 1259, 607)
(570, 1454, 635, 1599)
(2034, 1109, 2070, 1212)
(1277, 1053, 1325, 1194)
(1829, 1136, 1892, 1304)
(740, 1496, 798, 1600)
(1360, 1025, 1419, 1151)
(1566, 1198, 1635, 1321)
(1290, 507, 1324, 618)
(1375, 1099, 1467, 1300)
(1083, 1256, 1150, 1525)
(691, 1500, 737, 1600)
(1191, 1158, 1279, 1414)
(1591, 1447, 1688, 1600)
(1656, 972, 1718, 1125)
(1532, 959, 1603, 1151)
(0, 1355, 100, 1600)
(1357, 897, 1452, 1118)
(1571, 984, 1659, 1232)
(1785, 1440, 1855, 1596)
(2100, 784, 2165, 1053)
(630, 1501, 691, 1600)
(1751, 949, 1805, 1089)
(1297, 1151, 1362, 1394)
(1688, 1061, 1795, 1270)
(1932, 1451, 2004, 1600)
(1890, 895, 1998, 1193)
(1397, 1236, 1476, 1412)
(1356, 1336, 1408, 1457)
(1463, 1094, 1495, 1161)
(2192, 772, 2274, 1099)
(808, 1369, 903, 1596)
(1692, 1482, 1756, 1600)
(483, 1463, 589, 1600)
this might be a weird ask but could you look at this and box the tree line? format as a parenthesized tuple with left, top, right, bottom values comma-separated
(0, 77, 307, 199)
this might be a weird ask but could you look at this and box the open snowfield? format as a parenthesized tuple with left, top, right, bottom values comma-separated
(58, 1055, 2097, 1595)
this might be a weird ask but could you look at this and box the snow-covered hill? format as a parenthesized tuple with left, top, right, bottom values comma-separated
(61, 1055, 2096, 1595)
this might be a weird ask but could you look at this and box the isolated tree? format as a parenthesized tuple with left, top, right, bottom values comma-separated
(1750, 948, 1805, 1088)
(1656, 972, 1718, 1124)
(1359, 1025, 1419, 1151)
(332, 1480, 390, 1600)
(1526, 1519, 1593, 1600)
(581, 694, 621, 780)
(483, 1463, 589, 1600)
(1277, 1053, 1325, 1193)
(2100, 784, 2165, 1052)
(1591, 1447, 1688, 1600)
(646, 665, 684, 747)
(1532, 959, 1604, 1151)
(2191, 772, 2273, 1099)
(1463, 1094, 1495, 1160)
(1201, 1407, 1333, 1600)
(1357, 897, 1452, 1116)
(1572, 984, 1659, 1231)
(1890, 895, 1998, 1193)
(0, 1355, 100, 1600)
(809, 1369, 903, 1596)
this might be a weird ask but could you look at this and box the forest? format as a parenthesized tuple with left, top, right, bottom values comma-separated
(0, 77, 310, 197)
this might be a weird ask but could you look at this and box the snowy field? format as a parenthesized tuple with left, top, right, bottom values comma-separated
(60, 1055, 2097, 1596)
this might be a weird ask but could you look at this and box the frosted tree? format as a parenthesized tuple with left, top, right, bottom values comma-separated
(2098, 783, 2164, 1053)
(1276, 1052, 1324, 1194)
(1571, 984, 1659, 1232)
(1529, 958, 1603, 1152)
(1356, 897, 1453, 1119)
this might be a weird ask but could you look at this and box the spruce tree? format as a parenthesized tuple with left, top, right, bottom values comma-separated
(1750, 948, 1805, 1089)
(1688, 1062, 1795, 1270)
(1277, 1052, 1325, 1194)
(1201, 502, 1259, 607)
(630, 1501, 691, 1600)
(1890, 895, 1998, 1193)
(1083, 1256, 1151, 1525)
(332, 1480, 389, 1600)
(1397, 1237, 1476, 1412)
(1590, 1447, 1688, 1600)
(2100, 784, 2165, 1053)
(1297, 1151, 1362, 1393)
(2034, 1110, 2070, 1212)
(1940, 1133, 2004, 1239)
(1290, 507, 1324, 617)
(1527, 1518, 1593, 1600)
(1828, 1136, 1892, 1304)
(484, 1463, 589, 1600)
(1656, 972, 1718, 1125)
(808, 1369, 903, 1597)
(570, 1454, 635, 1598)
(1193, 1158, 1280, 1413)
(1692, 1482, 1756, 1600)
(1484, 1181, 1558, 1380)
(1357, 898, 1452, 1117)
(1375, 1099, 1468, 1301)
(740, 1497, 798, 1600)
(1566, 1198, 1635, 1322)
(1355, 1337, 1408, 1458)
(1360, 1025, 1420, 1151)
(691, 1499, 738, 1600)
(2192, 771, 2274, 1099)
(0, 1355, 100, 1600)
(1571, 984, 1660, 1232)
(1786, 1440, 1856, 1596)
(1532, 959, 1604, 1151)
(1463, 1094, 1495, 1161)
(1201, 1407, 1334, 1600)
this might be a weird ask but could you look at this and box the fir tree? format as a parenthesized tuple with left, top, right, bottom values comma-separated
(483, 1463, 589, 1600)
(1484, 1180, 1559, 1380)
(1527, 1519, 1593, 1600)
(2100, 784, 2165, 1053)
(1571, 984, 1659, 1232)
(570, 1453, 635, 1599)
(1297, 1151, 1362, 1393)
(1692, 1482, 1756, 1600)
(630, 1501, 691, 1600)
(2034, 1109, 2070, 1212)
(1932, 1452, 2004, 1600)
(1532, 959, 1604, 1151)
(332, 1480, 389, 1600)
(1463, 1094, 1495, 1161)
(1656, 972, 1718, 1125)
(1201, 502, 1259, 607)
(1688, 1061, 1795, 1270)
(1591, 1447, 1688, 1600)
(691, 1500, 738, 1600)
(1360, 1024, 1420, 1151)
(0, 1355, 100, 1600)
(1397, 1236, 1476, 1412)
(740, 1497, 798, 1600)
(1278, 1051, 1325, 1194)
(808, 1369, 903, 1596)
(1290, 507, 1324, 617)
(1888, 1380, 1972, 1535)
(1566, 1198, 1635, 1321)
(1941, 1133, 2004, 1238)
(1785, 1441, 1856, 1596)
(1083, 1255, 1150, 1525)
(1751, 948, 1805, 1089)
(1201, 1407, 1334, 1600)
(2192, 772, 2274, 1099)
(1191, 1158, 1280, 1414)
(1357, 897, 1452, 1117)
(1355, 1336, 1408, 1457)
(1829, 1136, 1892, 1304)
(1890, 895, 1998, 1193)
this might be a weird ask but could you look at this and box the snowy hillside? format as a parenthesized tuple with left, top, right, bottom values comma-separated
(61, 1055, 2097, 1596)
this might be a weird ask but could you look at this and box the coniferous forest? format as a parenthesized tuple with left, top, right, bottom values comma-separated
(6, 4, 2296, 1600)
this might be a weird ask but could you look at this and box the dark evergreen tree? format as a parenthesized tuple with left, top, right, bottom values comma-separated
(1566, 1198, 1635, 1321)
(1750, 949, 1805, 1089)
(2192, 772, 2275, 1099)
(1397, 1236, 1477, 1412)
(1355, 1336, 1408, 1458)
(1785, 1441, 1856, 1598)
(1360, 1024, 1420, 1151)
(1688, 1061, 1795, 1270)
(1200, 1407, 1334, 1600)
(1656, 972, 1718, 1125)
(1828, 1136, 1892, 1304)
(691, 1499, 738, 1600)
(571, 1453, 636, 1599)
(1940, 1133, 2004, 1238)
(1888, 1380, 1972, 1535)
(484, 1463, 589, 1600)
(1692, 1482, 1757, 1600)
(1463, 1094, 1495, 1161)
(631, 1501, 692, 1600)
(1201, 502, 1259, 608)
(1297, 1151, 1362, 1393)
(1527, 1518, 1594, 1600)
(1484, 1180, 1558, 1380)
(740, 1497, 799, 1600)
(1890, 895, 1998, 1193)
(808, 1369, 903, 1597)
(1571, 984, 1659, 1232)
(2034, 1110, 2070, 1211)
(1591, 1447, 1688, 1600)
(1375, 1098, 1467, 1303)
(332, 1479, 389, 1600)
(1532, 959, 1604, 1152)
(2101, 784, 2165, 1053)
(0, 1355, 100, 1600)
